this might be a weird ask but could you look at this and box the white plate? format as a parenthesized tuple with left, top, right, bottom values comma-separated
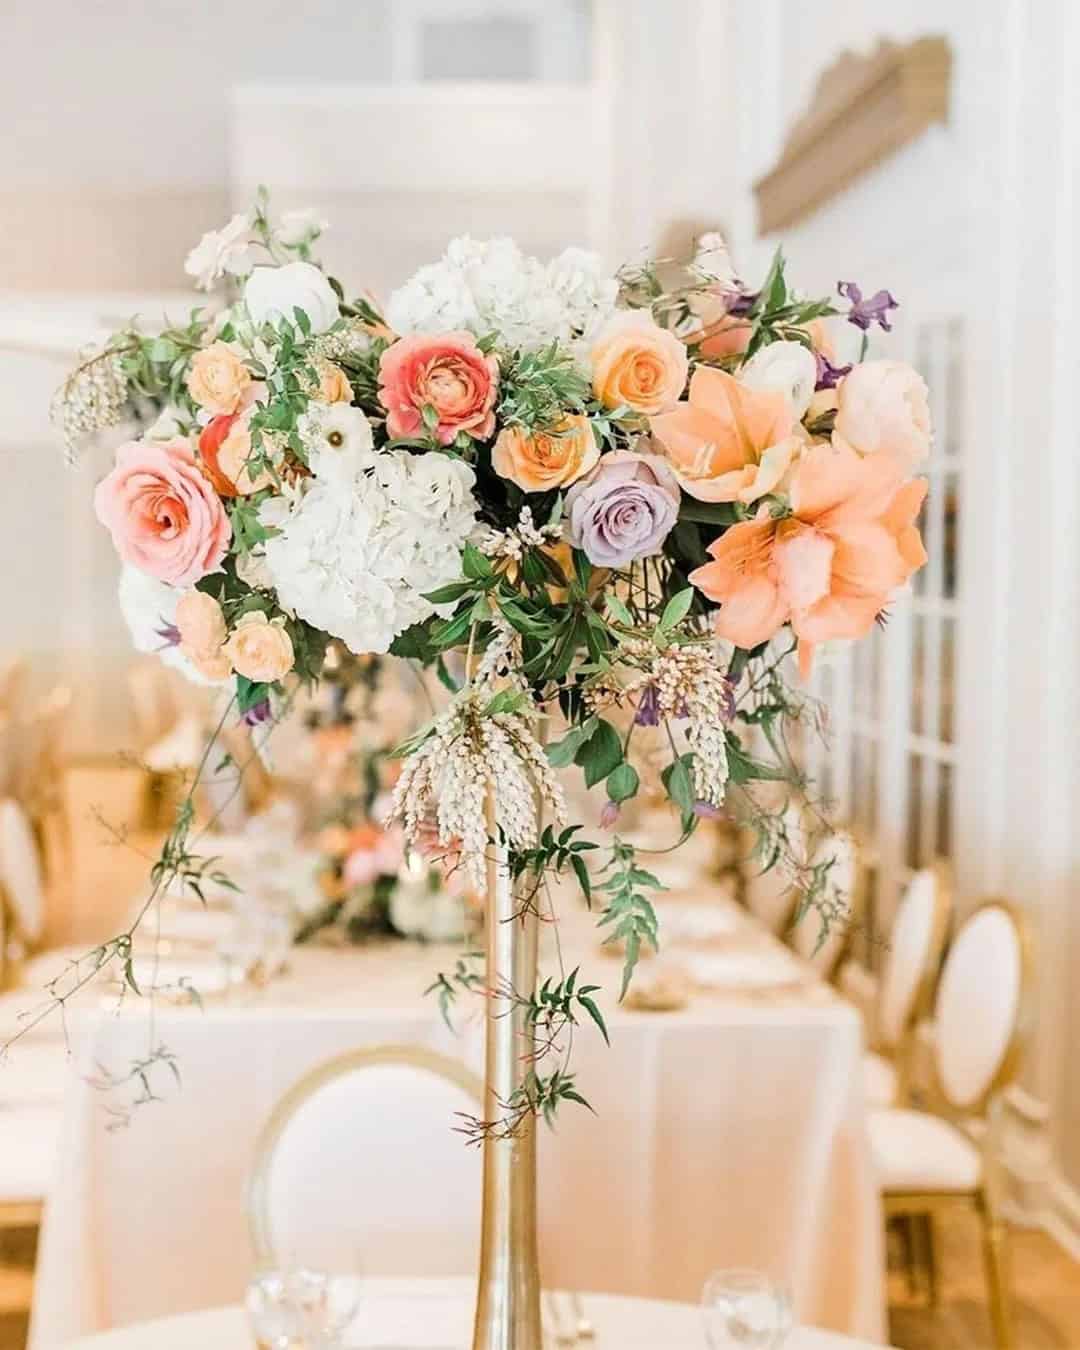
(120, 957, 232, 1001)
(682, 949, 806, 991)
(654, 900, 741, 944)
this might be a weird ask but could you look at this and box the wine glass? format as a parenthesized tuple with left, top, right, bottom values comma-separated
(246, 1268, 360, 1349)
(701, 1269, 793, 1349)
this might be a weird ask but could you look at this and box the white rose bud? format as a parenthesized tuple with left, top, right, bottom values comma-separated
(244, 261, 340, 335)
(739, 339, 818, 420)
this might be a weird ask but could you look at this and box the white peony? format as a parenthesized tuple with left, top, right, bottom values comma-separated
(262, 448, 478, 654)
(275, 207, 328, 248)
(117, 565, 224, 685)
(244, 262, 340, 335)
(184, 213, 256, 291)
(384, 236, 618, 353)
(739, 340, 819, 419)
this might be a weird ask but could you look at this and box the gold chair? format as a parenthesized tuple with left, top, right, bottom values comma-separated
(248, 1044, 483, 1276)
(12, 686, 73, 883)
(869, 899, 1031, 1349)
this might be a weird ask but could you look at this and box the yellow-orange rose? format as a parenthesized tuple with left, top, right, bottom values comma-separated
(175, 590, 232, 680)
(316, 362, 353, 404)
(217, 411, 274, 495)
(185, 341, 252, 415)
(590, 313, 688, 415)
(223, 611, 294, 682)
(491, 414, 599, 493)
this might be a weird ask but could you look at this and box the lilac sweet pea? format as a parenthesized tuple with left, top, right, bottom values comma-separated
(814, 352, 853, 392)
(837, 281, 899, 332)
(565, 448, 680, 568)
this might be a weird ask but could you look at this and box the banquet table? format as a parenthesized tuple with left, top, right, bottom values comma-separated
(60, 1277, 893, 1350)
(29, 895, 885, 1347)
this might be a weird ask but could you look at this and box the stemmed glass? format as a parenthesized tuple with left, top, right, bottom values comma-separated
(702, 1269, 793, 1349)
(246, 1268, 360, 1349)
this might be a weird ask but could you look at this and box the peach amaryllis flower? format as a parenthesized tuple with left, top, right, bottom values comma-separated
(650, 366, 799, 504)
(689, 440, 927, 677)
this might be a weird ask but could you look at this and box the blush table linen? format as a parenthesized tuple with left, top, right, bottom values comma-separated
(28, 900, 885, 1347)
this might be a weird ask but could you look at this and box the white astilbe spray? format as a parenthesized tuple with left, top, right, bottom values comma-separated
(389, 652, 566, 890)
(652, 644, 734, 808)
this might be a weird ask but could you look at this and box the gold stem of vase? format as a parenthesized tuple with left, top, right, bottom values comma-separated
(472, 789, 543, 1350)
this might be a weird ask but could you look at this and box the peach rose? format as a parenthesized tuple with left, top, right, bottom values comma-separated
(590, 312, 688, 415)
(316, 362, 353, 404)
(223, 611, 294, 682)
(176, 590, 232, 681)
(833, 360, 931, 471)
(186, 341, 251, 415)
(378, 332, 498, 445)
(697, 317, 752, 360)
(217, 412, 274, 495)
(94, 438, 231, 586)
(491, 414, 599, 493)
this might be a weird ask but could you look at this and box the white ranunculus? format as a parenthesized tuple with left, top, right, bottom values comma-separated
(692, 230, 739, 289)
(739, 340, 819, 419)
(117, 565, 223, 685)
(298, 402, 375, 484)
(244, 262, 340, 335)
(275, 207, 329, 248)
(184, 213, 255, 291)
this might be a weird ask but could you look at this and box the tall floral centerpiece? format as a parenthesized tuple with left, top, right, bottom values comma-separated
(50, 197, 929, 1349)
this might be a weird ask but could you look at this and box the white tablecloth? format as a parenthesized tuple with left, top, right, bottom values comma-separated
(61, 1277, 890, 1349)
(29, 900, 885, 1346)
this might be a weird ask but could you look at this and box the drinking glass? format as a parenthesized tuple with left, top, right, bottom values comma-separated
(701, 1269, 793, 1349)
(246, 1269, 360, 1349)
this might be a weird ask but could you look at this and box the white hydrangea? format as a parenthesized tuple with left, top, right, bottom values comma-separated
(262, 441, 478, 655)
(384, 236, 618, 354)
(117, 564, 223, 685)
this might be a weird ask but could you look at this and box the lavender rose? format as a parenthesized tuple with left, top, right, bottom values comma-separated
(565, 448, 680, 568)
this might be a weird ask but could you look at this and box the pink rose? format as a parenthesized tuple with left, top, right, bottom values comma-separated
(378, 331, 498, 445)
(94, 438, 231, 587)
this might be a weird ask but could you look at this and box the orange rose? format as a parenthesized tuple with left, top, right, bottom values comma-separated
(186, 341, 251, 415)
(491, 414, 599, 493)
(590, 313, 688, 415)
(223, 611, 294, 682)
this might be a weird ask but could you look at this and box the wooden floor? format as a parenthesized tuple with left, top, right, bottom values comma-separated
(4, 765, 1080, 1348)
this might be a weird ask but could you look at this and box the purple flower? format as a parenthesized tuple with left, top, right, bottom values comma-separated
(634, 684, 660, 727)
(154, 620, 181, 648)
(242, 697, 273, 728)
(814, 351, 853, 392)
(692, 800, 724, 821)
(600, 800, 621, 830)
(725, 288, 758, 318)
(837, 281, 899, 332)
(565, 448, 680, 568)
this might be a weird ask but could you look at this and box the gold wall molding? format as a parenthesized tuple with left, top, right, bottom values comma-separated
(754, 36, 952, 234)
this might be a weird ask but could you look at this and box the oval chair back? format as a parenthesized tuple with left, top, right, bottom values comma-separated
(932, 900, 1031, 1116)
(743, 801, 805, 935)
(248, 1045, 483, 1277)
(790, 829, 860, 979)
(0, 798, 45, 948)
(877, 863, 952, 1052)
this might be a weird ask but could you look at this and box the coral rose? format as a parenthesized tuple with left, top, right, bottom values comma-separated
(378, 332, 498, 445)
(94, 438, 231, 587)
(492, 414, 599, 493)
(590, 312, 688, 415)
(833, 360, 932, 471)
(175, 590, 232, 680)
(689, 440, 927, 675)
(186, 341, 251, 415)
(223, 611, 294, 683)
(650, 366, 797, 503)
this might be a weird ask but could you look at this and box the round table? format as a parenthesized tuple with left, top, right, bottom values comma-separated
(60, 1277, 889, 1349)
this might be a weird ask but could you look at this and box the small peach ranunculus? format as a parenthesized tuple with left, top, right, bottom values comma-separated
(175, 590, 232, 681)
(696, 316, 752, 360)
(650, 366, 797, 504)
(185, 341, 252, 415)
(833, 359, 932, 471)
(689, 440, 927, 676)
(94, 438, 231, 587)
(491, 414, 599, 493)
(590, 312, 689, 416)
(223, 611, 294, 683)
(378, 331, 498, 445)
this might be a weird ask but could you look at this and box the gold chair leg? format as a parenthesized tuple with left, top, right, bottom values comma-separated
(977, 1191, 1014, 1350)
(920, 1212, 939, 1308)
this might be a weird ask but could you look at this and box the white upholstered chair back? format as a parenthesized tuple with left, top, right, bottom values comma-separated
(743, 803, 804, 934)
(932, 901, 1028, 1113)
(877, 865, 950, 1050)
(0, 798, 45, 945)
(790, 830, 859, 977)
(249, 1046, 483, 1277)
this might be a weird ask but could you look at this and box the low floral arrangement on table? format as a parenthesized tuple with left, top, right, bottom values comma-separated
(39, 192, 929, 1121)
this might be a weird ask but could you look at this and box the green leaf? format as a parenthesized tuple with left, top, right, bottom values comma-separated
(606, 762, 640, 803)
(662, 754, 696, 815)
(292, 306, 312, 337)
(724, 732, 789, 785)
(659, 587, 694, 632)
(423, 581, 475, 605)
(578, 718, 622, 788)
(570, 852, 592, 905)
(461, 543, 494, 580)
(677, 499, 740, 526)
(234, 675, 271, 715)
(546, 717, 597, 769)
(577, 993, 609, 1045)
(605, 593, 634, 626)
